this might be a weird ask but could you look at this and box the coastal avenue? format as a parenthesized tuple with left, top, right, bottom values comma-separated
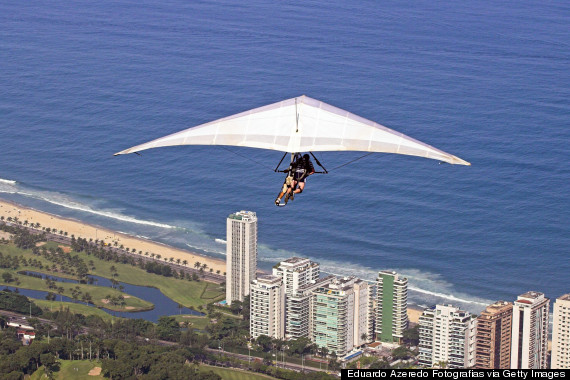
(6, 221, 225, 284)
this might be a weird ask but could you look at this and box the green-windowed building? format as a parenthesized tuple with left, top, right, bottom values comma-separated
(376, 270, 408, 343)
(311, 277, 372, 357)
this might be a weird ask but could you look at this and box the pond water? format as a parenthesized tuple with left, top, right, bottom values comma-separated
(12, 271, 203, 322)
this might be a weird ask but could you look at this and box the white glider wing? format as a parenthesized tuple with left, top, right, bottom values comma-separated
(115, 95, 469, 165)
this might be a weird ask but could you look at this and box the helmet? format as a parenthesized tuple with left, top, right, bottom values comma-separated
(303, 154, 310, 160)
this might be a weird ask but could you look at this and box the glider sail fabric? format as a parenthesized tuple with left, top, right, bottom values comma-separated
(115, 95, 470, 165)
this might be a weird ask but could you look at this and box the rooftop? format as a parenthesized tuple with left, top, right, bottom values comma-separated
(483, 300, 513, 313)
(228, 210, 257, 221)
(379, 270, 408, 283)
(558, 294, 570, 301)
(255, 274, 282, 285)
(298, 275, 335, 291)
(275, 257, 318, 271)
(519, 291, 544, 300)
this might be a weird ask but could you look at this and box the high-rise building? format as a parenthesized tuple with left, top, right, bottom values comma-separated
(418, 304, 477, 369)
(510, 291, 549, 369)
(551, 294, 570, 369)
(273, 257, 321, 338)
(286, 275, 335, 340)
(311, 277, 372, 357)
(376, 270, 408, 343)
(226, 210, 257, 305)
(475, 301, 513, 369)
(273, 257, 320, 296)
(250, 275, 285, 339)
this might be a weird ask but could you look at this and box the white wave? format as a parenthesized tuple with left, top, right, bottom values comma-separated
(215, 238, 227, 244)
(0, 183, 176, 229)
(185, 243, 225, 256)
(0, 178, 16, 185)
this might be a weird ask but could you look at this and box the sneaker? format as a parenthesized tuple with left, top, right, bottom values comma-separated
(289, 192, 295, 201)
(275, 198, 280, 206)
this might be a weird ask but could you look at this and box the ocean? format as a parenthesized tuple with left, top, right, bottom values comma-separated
(1, 0, 568, 313)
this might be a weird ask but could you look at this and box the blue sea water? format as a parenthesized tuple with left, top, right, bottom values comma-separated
(1, 0, 568, 313)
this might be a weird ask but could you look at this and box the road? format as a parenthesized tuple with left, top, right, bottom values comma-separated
(205, 348, 325, 373)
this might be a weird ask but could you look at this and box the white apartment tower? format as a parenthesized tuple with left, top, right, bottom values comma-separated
(250, 275, 285, 339)
(376, 270, 408, 343)
(510, 291, 550, 369)
(226, 210, 257, 306)
(273, 257, 321, 338)
(418, 304, 477, 369)
(311, 277, 373, 357)
(552, 294, 570, 369)
(273, 257, 320, 296)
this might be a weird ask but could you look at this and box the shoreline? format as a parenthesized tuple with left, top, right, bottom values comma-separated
(0, 197, 426, 323)
(0, 198, 226, 274)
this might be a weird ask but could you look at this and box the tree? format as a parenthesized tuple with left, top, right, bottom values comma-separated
(2, 272, 14, 283)
(229, 300, 243, 315)
(40, 353, 60, 379)
(256, 335, 273, 352)
(156, 316, 180, 341)
(392, 345, 412, 360)
(402, 325, 419, 346)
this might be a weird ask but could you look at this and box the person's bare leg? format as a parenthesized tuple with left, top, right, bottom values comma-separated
(294, 182, 305, 194)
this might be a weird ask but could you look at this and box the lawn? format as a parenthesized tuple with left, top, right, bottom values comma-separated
(0, 268, 153, 312)
(33, 299, 117, 322)
(200, 364, 277, 380)
(170, 314, 210, 330)
(30, 360, 103, 380)
(2, 242, 224, 310)
(75, 250, 225, 308)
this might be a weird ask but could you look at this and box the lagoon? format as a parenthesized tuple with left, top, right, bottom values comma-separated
(13, 271, 202, 322)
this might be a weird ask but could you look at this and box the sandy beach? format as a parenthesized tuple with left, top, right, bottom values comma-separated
(407, 306, 423, 324)
(0, 199, 226, 274)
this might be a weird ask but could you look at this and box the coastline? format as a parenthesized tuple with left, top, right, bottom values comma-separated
(0, 197, 426, 323)
(0, 198, 226, 274)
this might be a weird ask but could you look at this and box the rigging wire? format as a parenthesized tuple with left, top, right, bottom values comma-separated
(328, 152, 375, 171)
(216, 146, 275, 171)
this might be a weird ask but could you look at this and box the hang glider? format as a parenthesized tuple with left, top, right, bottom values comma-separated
(114, 95, 470, 166)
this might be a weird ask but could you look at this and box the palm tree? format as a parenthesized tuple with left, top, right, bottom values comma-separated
(169, 257, 174, 263)
(176, 258, 181, 265)
(201, 263, 208, 271)
(182, 260, 188, 266)
(194, 261, 201, 269)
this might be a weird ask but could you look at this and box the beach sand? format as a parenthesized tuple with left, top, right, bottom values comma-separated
(0, 199, 226, 274)
(407, 305, 423, 324)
